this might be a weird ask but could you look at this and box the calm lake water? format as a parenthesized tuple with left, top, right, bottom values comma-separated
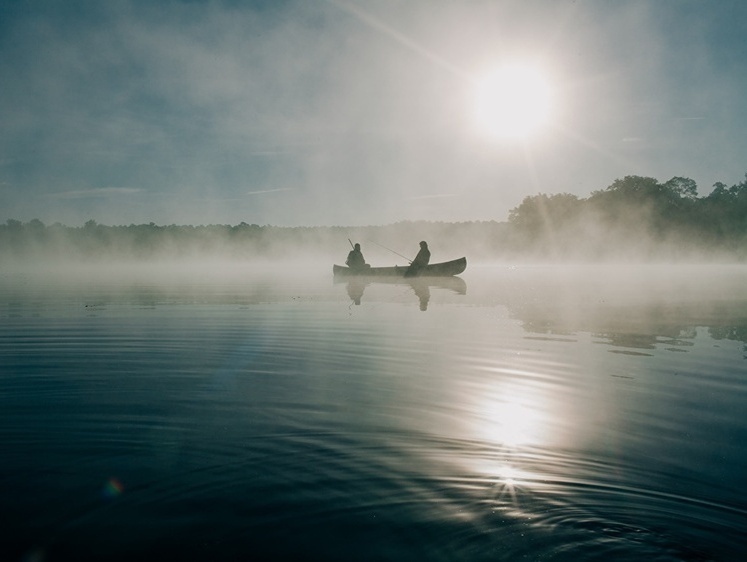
(2, 262, 747, 561)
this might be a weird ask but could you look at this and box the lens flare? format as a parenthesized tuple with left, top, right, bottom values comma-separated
(102, 477, 124, 499)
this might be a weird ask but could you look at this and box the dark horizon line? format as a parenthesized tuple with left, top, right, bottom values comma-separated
(3, 218, 509, 230)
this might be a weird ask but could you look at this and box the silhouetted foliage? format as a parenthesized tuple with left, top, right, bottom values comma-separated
(0, 217, 507, 262)
(508, 174, 747, 260)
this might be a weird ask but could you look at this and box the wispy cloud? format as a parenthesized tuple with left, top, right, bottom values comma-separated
(247, 188, 294, 196)
(406, 193, 458, 200)
(49, 187, 144, 199)
(248, 149, 297, 157)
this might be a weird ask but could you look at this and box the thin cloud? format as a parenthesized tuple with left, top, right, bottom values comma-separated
(406, 193, 458, 200)
(49, 187, 144, 199)
(248, 148, 297, 157)
(247, 188, 294, 196)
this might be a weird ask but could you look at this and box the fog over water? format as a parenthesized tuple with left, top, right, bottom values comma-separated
(6, 259, 747, 342)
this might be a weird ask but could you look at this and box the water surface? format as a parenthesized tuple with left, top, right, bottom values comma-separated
(2, 263, 746, 561)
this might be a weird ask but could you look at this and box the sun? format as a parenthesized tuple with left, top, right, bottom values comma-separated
(472, 64, 553, 140)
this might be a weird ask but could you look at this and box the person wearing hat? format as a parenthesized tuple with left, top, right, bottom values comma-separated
(405, 240, 430, 277)
(346, 242, 368, 270)
(411, 241, 430, 268)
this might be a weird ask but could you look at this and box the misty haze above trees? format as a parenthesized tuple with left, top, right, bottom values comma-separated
(508, 174, 747, 260)
(3, 174, 747, 262)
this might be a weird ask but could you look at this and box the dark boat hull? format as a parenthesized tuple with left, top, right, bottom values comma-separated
(333, 257, 466, 277)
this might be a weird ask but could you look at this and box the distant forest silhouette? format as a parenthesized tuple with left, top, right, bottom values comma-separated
(3, 174, 747, 261)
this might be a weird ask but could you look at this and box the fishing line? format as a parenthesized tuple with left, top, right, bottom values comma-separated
(366, 240, 412, 264)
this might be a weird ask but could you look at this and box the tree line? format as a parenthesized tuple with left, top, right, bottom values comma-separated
(0, 218, 508, 262)
(507, 174, 747, 260)
(2, 174, 746, 261)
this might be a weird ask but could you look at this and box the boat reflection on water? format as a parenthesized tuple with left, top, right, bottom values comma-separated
(337, 275, 466, 310)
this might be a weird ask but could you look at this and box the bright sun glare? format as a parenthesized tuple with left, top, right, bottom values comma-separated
(473, 64, 553, 140)
(485, 400, 540, 447)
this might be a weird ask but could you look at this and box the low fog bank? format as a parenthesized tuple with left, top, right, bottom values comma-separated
(4, 174, 747, 264)
(1, 217, 744, 266)
(0, 219, 512, 265)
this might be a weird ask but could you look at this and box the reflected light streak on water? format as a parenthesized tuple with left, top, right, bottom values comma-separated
(478, 397, 543, 448)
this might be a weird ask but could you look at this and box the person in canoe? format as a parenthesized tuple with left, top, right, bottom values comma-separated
(345, 243, 370, 271)
(405, 241, 431, 277)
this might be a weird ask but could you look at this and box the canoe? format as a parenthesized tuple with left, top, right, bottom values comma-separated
(333, 257, 466, 277)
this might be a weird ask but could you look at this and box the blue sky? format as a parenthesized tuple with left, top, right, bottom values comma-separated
(1, 0, 746, 226)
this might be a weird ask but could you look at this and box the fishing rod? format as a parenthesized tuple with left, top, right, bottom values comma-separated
(366, 240, 412, 264)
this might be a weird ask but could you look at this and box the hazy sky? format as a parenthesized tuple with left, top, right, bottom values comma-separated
(2, 0, 746, 227)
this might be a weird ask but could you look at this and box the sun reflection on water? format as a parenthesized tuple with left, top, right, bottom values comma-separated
(461, 369, 566, 513)
(493, 464, 521, 504)
(474, 384, 549, 449)
(482, 400, 542, 447)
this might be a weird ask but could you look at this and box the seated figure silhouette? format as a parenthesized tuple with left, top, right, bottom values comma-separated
(346, 243, 369, 271)
(405, 241, 430, 277)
